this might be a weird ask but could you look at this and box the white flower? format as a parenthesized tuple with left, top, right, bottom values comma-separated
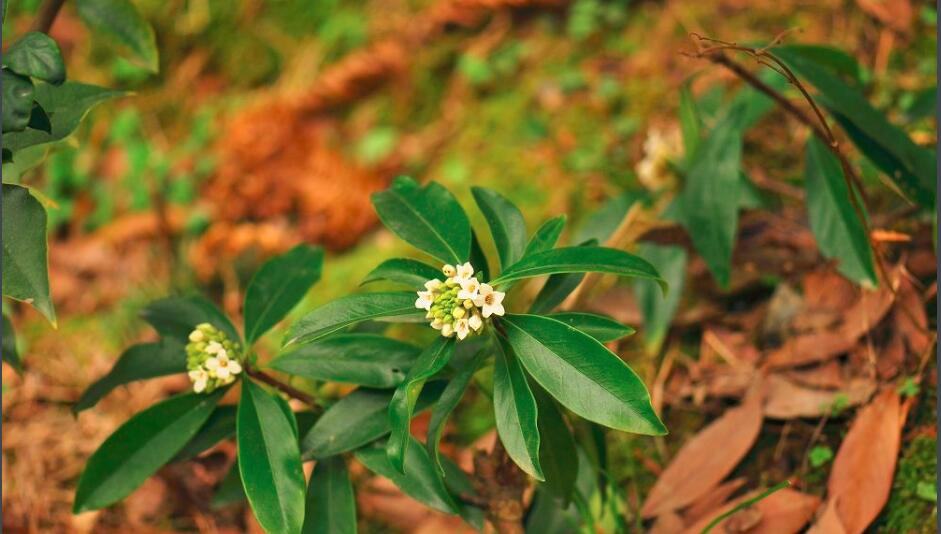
(455, 262, 475, 281)
(458, 277, 481, 300)
(189, 369, 209, 393)
(455, 317, 470, 340)
(415, 290, 434, 310)
(206, 354, 242, 380)
(431, 318, 444, 330)
(442, 264, 457, 277)
(424, 279, 443, 291)
(441, 322, 455, 337)
(188, 329, 205, 343)
(473, 283, 505, 318)
(468, 313, 483, 332)
(206, 341, 224, 354)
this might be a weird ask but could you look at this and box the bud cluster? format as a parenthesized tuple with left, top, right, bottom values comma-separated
(415, 262, 505, 340)
(185, 323, 243, 393)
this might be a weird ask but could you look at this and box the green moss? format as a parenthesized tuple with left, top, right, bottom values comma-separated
(876, 434, 938, 533)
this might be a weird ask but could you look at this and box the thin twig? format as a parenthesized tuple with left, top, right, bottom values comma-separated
(31, 0, 67, 33)
(245, 368, 319, 408)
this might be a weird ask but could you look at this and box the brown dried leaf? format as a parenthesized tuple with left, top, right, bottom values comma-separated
(683, 477, 747, 523)
(806, 498, 848, 534)
(803, 271, 856, 312)
(856, 0, 913, 32)
(762, 375, 876, 419)
(649, 511, 686, 534)
(641, 385, 764, 517)
(785, 360, 845, 389)
(683, 488, 820, 534)
(894, 275, 933, 356)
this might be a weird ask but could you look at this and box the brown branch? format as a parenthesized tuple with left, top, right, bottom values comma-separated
(245, 368, 319, 408)
(473, 437, 528, 534)
(31, 0, 67, 33)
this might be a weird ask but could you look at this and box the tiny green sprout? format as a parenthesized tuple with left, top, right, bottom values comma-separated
(828, 393, 850, 416)
(185, 323, 243, 393)
(916, 481, 937, 503)
(899, 377, 920, 398)
(809, 445, 834, 468)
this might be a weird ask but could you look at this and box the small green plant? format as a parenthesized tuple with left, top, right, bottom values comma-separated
(73, 177, 667, 533)
(809, 445, 834, 468)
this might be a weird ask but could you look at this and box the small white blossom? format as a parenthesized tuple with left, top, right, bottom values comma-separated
(455, 317, 470, 340)
(442, 264, 457, 277)
(415, 290, 434, 311)
(455, 262, 475, 281)
(424, 279, 443, 291)
(474, 283, 505, 318)
(189, 369, 209, 393)
(206, 341, 224, 354)
(441, 322, 455, 337)
(188, 330, 205, 343)
(468, 313, 483, 332)
(431, 318, 444, 330)
(206, 354, 242, 380)
(458, 277, 481, 300)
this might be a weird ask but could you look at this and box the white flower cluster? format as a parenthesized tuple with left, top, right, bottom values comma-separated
(636, 125, 683, 191)
(185, 323, 243, 393)
(415, 262, 505, 340)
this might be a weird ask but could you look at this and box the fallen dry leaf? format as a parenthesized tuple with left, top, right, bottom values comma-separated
(894, 275, 933, 356)
(806, 498, 848, 534)
(856, 0, 913, 32)
(641, 384, 763, 518)
(762, 374, 876, 419)
(683, 488, 820, 534)
(649, 511, 686, 534)
(785, 360, 845, 389)
(683, 477, 747, 523)
(802, 270, 856, 312)
(827, 389, 903, 534)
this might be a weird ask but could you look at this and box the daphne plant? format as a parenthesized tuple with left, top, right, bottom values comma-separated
(73, 176, 668, 533)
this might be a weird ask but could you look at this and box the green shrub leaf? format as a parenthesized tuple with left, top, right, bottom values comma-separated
(2, 184, 55, 324)
(2, 313, 21, 372)
(270, 334, 419, 388)
(494, 338, 543, 480)
(426, 350, 486, 473)
(75, 0, 159, 72)
(284, 292, 420, 347)
(73, 390, 224, 512)
(527, 240, 598, 314)
(362, 258, 441, 288)
(501, 314, 665, 435)
(634, 244, 687, 354)
(237, 379, 306, 534)
(302, 457, 357, 534)
(356, 437, 459, 515)
(804, 135, 877, 286)
(212, 461, 246, 509)
(547, 312, 635, 343)
(174, 405, 237, 462)
(74, 339, 186, 413)
(472, 186, 528, 270)
(3, 32, 65, 84)
(244, 245, 323, 344)
(387, 337, 455, 473)
(492, 246, 664, 291)
(140, 295, 240, 344)
(371, 177, 471, 264)
(1, 69, 34, 132)
(523, 215, 567, 258)
(532, 385, 578, 504)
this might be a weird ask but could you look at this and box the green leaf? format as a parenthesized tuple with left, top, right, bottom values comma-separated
(75, 0, 159, 72)
(494, 338, 543, 479)
(679, 82, 701, 160)
(74, 339, 186, 413)
(441, 457, 486, 530)
(492, 246, 665, 291)
(527, 242, 593, 314)
(2, 313, 21, 372)
(501, 314, 665, 435)
(775, 46, 936, 207)
(547, 312, 635, 343)
(244, 245, 323, 344)
(2, 81, 125, 154)
(140, 295, 240, 344)
(238, 379, 306, 534)
(371, 176, 471, 264)
(301, 383, 445, 460)
(469, 231, 491, 282)
(27, 103, 51, 133)
(472, 186, 528, 270)
(634, 244, 687, 354)
(2, 184, 55, 324)
(302, 457, 357, 534)
(676, 102, 746, 288)
(426, 350, 486, 473)
(571, 193, 642, 245)
(284, 292, 420, 347)
(270, 334, 419, 388)
(773, 44, 864, 86)
(356, 437, 459, 514)
(532, 384, 578, 504)
(523, 215, 567, 258)
(1, 69, 34, 132)
(73, 390, 224, 512)
(174, 405, 237, 462)
(362, 258, 441, 288)
(387, 337, 455, 472)
(804, 135, 877, 286)
(212, 461, 246, 509)
(3, 32, 65, 84)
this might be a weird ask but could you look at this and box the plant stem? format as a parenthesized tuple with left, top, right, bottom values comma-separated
(473, 437, 528, 534)
(245, 368, 319, 408)
(32, 0, 67, 33)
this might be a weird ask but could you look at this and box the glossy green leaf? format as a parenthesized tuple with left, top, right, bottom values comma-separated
(244, 245, 323, 344)
(212, 461, 246, 509)
(523, 215, 566, 258)
(74, 339, 186, 412)
(3, 32, 65, 84)
(27, 103, 51, 133)
(238, 379, 306, 534)
(284, 292, 419, 347)
(572, 193, 644, 245)
(387, 337, 455, 472)
(469, 231, 491, 282)
(73, 390, 224, 512)
(356, 437, 459, 514)
(1, 69, 34, 132)
(302, 457, 357, 534)
(2, 313, 21, 372)
(362, 258, 441, 288)
(270, 334, 419, 388)
(472, 186, 528, 270)
(301, 383, 444, 460)
(679, 82, 701, 160)
(2, 184, 55, 324)
(3, 81, 124, 153)
(501, 314, 665, 435)
(676, 103, 746, 288)
(440, 457, 486, 530)
(773, 44, 864, 86)
(140, 295, 240, 344)
(775, 46, 936, 207)
(75, 0, 159, 72)
(493, 246, 664, 291)
(371, 176, 471, 264)
(527, 242, 592, 314)
(547, 312, 635, 343)
(634, 244, 687, 354)
(805, 135, 877, 286)
(532, 385, 578, 504)
(494, 338, 543, 479)
(904, 86, 936, 122)
(426, 350, 486, 473)
(174, 405, 237, 462)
